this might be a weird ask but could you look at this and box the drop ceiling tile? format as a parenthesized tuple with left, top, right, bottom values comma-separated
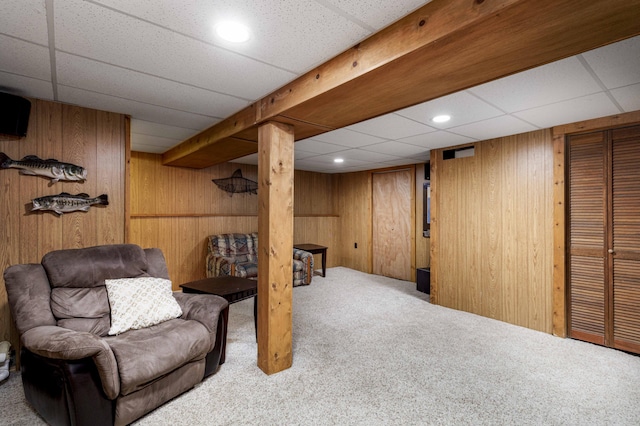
(298, 166, 328, 173)
(582, 35, 640, 89)
(131, 133, 181, 149)
(309, 128, 386, 148)
(294, 139, 346, 154)
(324, 164, 373, 174)
(58, 86, 219, 129)
(55, 0, 296, 100)
(346, 113, 435, 139)
(334, 149, 400, 163)
(230, 153, 259, 165)
(398, 131, 475, 150)
(129, 142, 166, 154)
(469, 56, 602, 113)
(450, 115, 538, 141)
(514, 93, 622, 128)
(0, 35, 50, 81)
(302, 153, 371, 169)
(0, 71, 54, 100)
(414, 153, 431, 162)
(299, 154, 347, 166)
(294, 159, 336, 173)
(396, 90, 504, 128)
(94, 0, 372, 75)
(610, 83, 640, 112)
(294, 150, 317, 160)
(361, 141, 429, 157)
(380, 158, 424, 167)
(131, 119, 199, 140)
(56, 53, 248, 118)
(0, 0, 48, 45)
(323, 0, 428, 29)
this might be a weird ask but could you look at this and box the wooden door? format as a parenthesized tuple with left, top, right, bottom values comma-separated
(568, 124, 640, 354)
(610, 126, 640, 353)
(372, 169, 412, 281)
(567, 131, 607, 345)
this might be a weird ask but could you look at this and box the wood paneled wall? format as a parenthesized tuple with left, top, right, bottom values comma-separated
(132, 158, 428, 286)
(129, 152, 339, 287)
(431, 130, 554, 333)
(0, 98, 127, 345)
(336, 171, 372, 273)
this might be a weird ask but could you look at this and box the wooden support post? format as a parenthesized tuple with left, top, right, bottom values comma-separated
(551, 132, 566, 338)
(257, 121, 294, 375)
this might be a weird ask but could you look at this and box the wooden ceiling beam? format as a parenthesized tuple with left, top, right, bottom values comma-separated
(255, 0, 518, 122)
(284, 0, 640, 128)
(162, 0, 640, 168)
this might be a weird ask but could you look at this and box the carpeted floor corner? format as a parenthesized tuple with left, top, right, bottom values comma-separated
(2, 267, 639, 425)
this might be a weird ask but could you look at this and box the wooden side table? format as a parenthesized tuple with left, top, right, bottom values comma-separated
(294, 243, 327, 277)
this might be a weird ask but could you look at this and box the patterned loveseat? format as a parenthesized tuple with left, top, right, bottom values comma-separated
(206, 233, 314, 286)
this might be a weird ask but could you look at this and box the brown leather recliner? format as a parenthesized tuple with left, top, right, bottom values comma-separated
(4, 244, 229, 426)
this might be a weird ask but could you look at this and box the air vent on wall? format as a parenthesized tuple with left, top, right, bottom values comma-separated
(443, 146, 475, 160)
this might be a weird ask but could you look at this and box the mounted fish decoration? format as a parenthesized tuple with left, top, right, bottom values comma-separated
(31, 192, 108, 216)
(0, 152, 87, 183)
(212, 169, 258, 196)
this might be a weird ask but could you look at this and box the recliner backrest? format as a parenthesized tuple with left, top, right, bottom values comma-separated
(42, 244, 152, 336)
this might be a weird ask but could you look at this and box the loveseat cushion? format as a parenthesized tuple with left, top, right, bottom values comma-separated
(50, 286, 113, 335)
(209, 233, 257, 261)
(52, 287, 110, 318)
(105, 318, 210, 396)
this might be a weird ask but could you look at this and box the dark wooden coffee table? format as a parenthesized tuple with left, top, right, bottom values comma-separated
(180, 276, 257, 363)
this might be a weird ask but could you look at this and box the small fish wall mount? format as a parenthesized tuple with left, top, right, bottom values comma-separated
(31, 192, 108, 216)
(212, 169, 258, 196)
(0, 152, 87, 183)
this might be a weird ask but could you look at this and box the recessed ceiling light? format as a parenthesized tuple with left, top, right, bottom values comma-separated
(215, 21, 250, 43)
(334, 158, 344, 163)
(432, 114, 451, 123)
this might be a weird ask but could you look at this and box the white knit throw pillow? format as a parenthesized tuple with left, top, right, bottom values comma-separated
(105, 277, 182, 335)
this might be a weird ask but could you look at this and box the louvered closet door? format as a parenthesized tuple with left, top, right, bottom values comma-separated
(611, 126, 640, 353)
(568, 124, 640, 354)
(568, 131, 607, 345)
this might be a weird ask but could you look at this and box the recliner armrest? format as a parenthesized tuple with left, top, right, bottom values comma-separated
(173, 293, 229, 352)
(21, 326, 120, 399)
(293, 249, 315, 285)
(293, 248, 314, 263)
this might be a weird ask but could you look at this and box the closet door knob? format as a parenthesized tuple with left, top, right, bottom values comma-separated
(608, 249, 614, 254)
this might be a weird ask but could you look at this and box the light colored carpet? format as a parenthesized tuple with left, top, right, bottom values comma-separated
(2, 267, 640, 425)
